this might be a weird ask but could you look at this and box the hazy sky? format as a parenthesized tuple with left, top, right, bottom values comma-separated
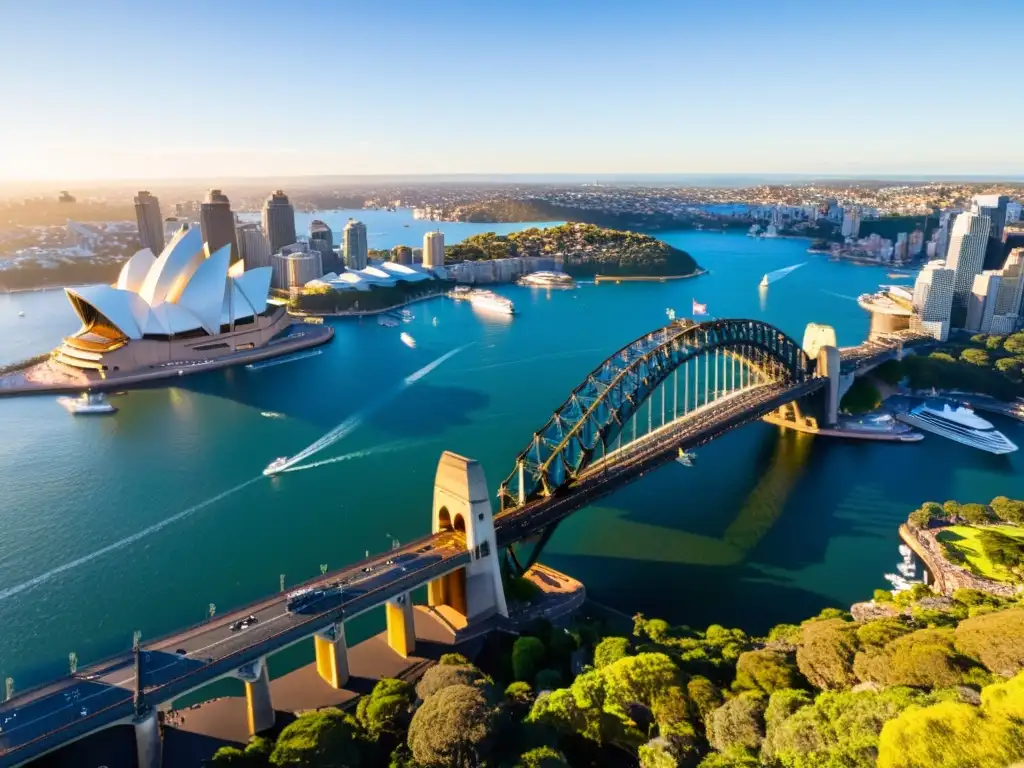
(1, 0, 1022, 181)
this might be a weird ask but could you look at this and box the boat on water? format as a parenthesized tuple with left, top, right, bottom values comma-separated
(895, 400, 1018, 454)
(378, 315, 400, 328)
(400, 332, 416, 348)
(395, 309, 414, 323)
(759, 262, 806, 288)
(887, 272, 910, 279)
(518, 271, 576, 288)
(260, 411, 285, 419)
(448, 286, 473, 300)
(676, 449, 696, 467)
(57, 392, 116, 415)
(264, 457, 289, 476)
(469, 290, 515, 315)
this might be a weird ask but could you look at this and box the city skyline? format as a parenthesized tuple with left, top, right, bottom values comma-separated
(2, 0, 1023, 181)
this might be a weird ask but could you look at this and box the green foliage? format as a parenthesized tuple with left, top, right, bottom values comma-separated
(293, 277, 446, 314)
(534, 668, 563, 691)
(855, 618, 912, 649)
(708, 692, 765, 753)
(515, 745, 570, 767)
(439, 653, 470, 666)
(512, 636, 547, 683)
(356, 678, 414, 740)
(795, 619, 859, 690)
(908, 500, 946, 529)
(990, 496, 1024, 524)
(505, 681, 534, 705)
(766, 623, 801, 643)
(960, 347, 990, 366)
(959, 502, 996, 525)
(995, 356, 1023, 377)
(873, 359, 905, 386)
(415, 663, 486, 701)
(901, 353, 1020, 401)
(839, 377, 882, 414)
(270, 708, 365, 768)
(1005, 332, 1024, 355)
(245, 736, 273, 765)
(853, 628, 977, 688)
(986, 335, 1005, 351)
(594, 637, 631, 669)
(211, 746, 250, 766)
(687, 676, 724, 726)
(763, 689, 812, 732)
(954, 607, 1024, 677)
(733, 650, 803, 694)
(407, 684, 499, 768)
(696, 748, 760, 767)
(505, 576, 541, 603)
(977, 529, 1024, 570)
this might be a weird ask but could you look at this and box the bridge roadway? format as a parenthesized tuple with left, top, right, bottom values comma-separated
(0, 535, 470, 766)
(0, 379, 822, 766)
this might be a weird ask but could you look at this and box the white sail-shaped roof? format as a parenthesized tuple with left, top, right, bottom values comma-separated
(148, 303, 203, 335)
(176, 244, 231, 335)
(233, 267, 272, 315)
(139, 226, 205, 306)
(220, 280, 256, 326)
(117, 248, 156, 293)
(66, 285, 150, 340)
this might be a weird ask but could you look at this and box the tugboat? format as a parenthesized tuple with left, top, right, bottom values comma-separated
(263, 457, 289, 476)
(57, 391, 116, 415)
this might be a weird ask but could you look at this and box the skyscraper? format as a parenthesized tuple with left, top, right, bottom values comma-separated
(989, 248, 1024, 335)
(309, 220, 339, 273)
(134, 191, 165, 254)
(342, 219, 368, 271)
(841, 208, 860, 238)
(972, 194, 1009, 242)
(945, 212, 991, 318)
(261, 190, 297, 254)
(910, 259, 955, 341)
(966, 271, 1001, 333)
(423, 230, 445, 269)
(236, 222, 272, 270)
(200, 189, 239, 262)
(391, 245, 413, 265)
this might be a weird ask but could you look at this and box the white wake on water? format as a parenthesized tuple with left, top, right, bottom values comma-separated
(282, 440, 423, 473)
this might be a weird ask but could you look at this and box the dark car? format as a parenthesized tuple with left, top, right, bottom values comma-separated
(175, 649, 187, 655)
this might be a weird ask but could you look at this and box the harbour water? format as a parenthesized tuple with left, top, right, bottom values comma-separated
(1, 223, 1022, 691)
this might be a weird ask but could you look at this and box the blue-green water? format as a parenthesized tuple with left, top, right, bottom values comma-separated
(1, 225, 1022, 692)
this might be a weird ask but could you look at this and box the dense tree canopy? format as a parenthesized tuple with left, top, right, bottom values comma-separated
(270, 709, 365, 768)
(795, 619, 859, 690)
(407, 684, 499, 768)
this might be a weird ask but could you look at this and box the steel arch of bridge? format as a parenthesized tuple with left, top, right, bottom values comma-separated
(497, 318, 813, 512)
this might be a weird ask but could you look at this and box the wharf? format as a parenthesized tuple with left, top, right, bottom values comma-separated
(762, 413, 923, 441)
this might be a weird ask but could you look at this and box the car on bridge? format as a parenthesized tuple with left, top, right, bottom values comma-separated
(229, 615, 258, 631)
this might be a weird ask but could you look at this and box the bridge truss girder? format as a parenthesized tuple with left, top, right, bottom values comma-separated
(498, 319, 813, 513)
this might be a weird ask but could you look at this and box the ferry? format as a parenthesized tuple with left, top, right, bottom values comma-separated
(448, 286, 473, 300)
(400, 332, 416, 348)
(518, 271, 576, 289)
(469, 290, 515, 315)
(57, 392, 116, 415)
(895, 400, 1018, 455)
(264, 457, 289, 476)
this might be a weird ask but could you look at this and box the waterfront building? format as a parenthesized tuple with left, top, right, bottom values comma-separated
(199, 189, 239, 262)
(908, 230, 924, 258)
(342, 219, 368, 271)
(423, 230, 445, 269)
(910, 259, 955, 341)
(972, 194, 1009, 242)
(261, 190, 297, 255)
(894, 233, 908, 262)
(54, 225, 285, 374)
(271, 242, 323, 291)
(989, 248, 1024, 334)
(966, 271, 1001, 333)
(945, 212, 991, 317)
(236, 222, 272, 270)
(308, 261, 437, 293)
(391, 245, 413, 265)
(134, 191, 165, 254)
(309, 220, 340, 273)
(841, 207, 860, 239)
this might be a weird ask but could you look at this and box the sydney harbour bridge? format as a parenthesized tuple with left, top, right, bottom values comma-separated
(0, 317, 924, 768)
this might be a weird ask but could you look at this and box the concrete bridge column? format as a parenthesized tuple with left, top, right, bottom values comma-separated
(133, 709, 162, 768)
(386, 592, 416, 658)
(235, 657, 275, 735)
(817, 345, 841, 427)
(314, 621, 350, 688)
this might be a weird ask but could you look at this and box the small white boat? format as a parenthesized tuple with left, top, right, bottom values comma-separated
(57, 392, 116, 415)
(260, 411, 284, 419)
(263, 457, 289, 476)
(17, 311, 25, 317)
(432, 317, 438, 327)
(676, 449, 696, 467)
(400, 332, 416, 348)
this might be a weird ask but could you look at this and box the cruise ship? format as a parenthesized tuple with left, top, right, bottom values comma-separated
(468, 290, 515, 315)
(895, 400, 1018, 455)
(518, 271, 576, 288)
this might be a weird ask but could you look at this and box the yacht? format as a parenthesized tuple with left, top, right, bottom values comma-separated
(895, 400, 1018, 455)
(378, 315, 399, 328)
(676, 449, 696, 467)
(264, 457, 289, 476)
(448, 286, 473, 301)
(57, 392, 116, 414)
(518, 271, 576, 288)
(469, 290, 515, 315)
(400, 332, 416, 348)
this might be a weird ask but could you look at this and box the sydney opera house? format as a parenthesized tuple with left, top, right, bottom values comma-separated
(53, 225, 306, 376)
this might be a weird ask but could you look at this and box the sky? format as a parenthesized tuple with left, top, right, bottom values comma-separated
(1, 0, 1023, 181)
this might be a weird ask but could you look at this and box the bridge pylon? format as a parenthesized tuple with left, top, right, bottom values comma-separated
(314, 621, 350, 688)
(427, 451, 508, 626)
(232, 657, 275, 735)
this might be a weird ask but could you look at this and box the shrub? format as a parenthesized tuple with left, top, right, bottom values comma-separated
(733, 650, 803, 694)
(954, 607, 1024, 677)
(512, 636, 547, 683)
(534, 668, 563, 692)
(407, 685, 499, 767)
(516, 745, 570, 767)
(356, 678, 414, 740)
(708, 692, 766, 753)
(853, 628, 972, 688)
(594, 637, 631, 669)
(270, 708, 365, 768)
(415, 663, 486, 700)
(795, 619, 859, 690)
(439, 653, 470, 666)
(687, 676, 723, 726)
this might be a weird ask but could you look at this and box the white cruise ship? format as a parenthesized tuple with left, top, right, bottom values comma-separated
(518, 271, 576, 288)
(469, 290, 515, 315)
(895, 401, 1018, 455)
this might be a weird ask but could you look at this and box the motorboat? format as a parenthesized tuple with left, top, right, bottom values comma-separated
(263, 457, 289, 476)
(400, 332, 416, 348)
(57, 392, 116, 415)
(676, 449, 696, 467)
(518, 271, 576, 288)
(468, 290, 515, 315)
(895, 400, 1018, 454)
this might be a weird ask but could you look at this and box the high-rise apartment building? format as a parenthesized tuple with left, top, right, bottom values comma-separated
(309, 220, 340, 273)
(236, 222, 272, 270)
(422, 230, 445, 269)
(200, 189, 239, 261)
(966, 271, 1002, 333)
(261, 190, 297, 254)
(989, 248, 1024, 335)
(391, 245, 413, 265)
(1007, 201, 1022, 224)
(134, 191, 165, 254)
(841, 208, 860, 239)
(972, 194, 1009, 242)
(342, 219, 368, 271)
(945, 212, 991, 317)
(271, 243, 323, 291)
(910, 259, 955, 341)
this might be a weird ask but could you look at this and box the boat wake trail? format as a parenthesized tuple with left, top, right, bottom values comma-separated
(283, 440, 423, 473)
(0, 477, 261, 602)
(281, 344, 470, 469)
(820, 290, 858, 302)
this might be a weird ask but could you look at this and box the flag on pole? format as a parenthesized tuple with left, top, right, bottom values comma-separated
(692, 299, 707, 316)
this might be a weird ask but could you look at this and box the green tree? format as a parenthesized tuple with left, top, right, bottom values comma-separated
(985, 335, 1004, 351)
(708, 692, 766, 753)
(515, 746, 570, 767)
(534, 669, 563, 691)
(415, 663, 486, 701)
(687, 676, 723, 726)
(989, 495, 1024, 524)
(356, 678, 414, 740)
(839, 377, 882, 414)
(954, 607, 1024, 677)
(856, 618, 912, 649)
(512, 636, 548, 683)
(853, 628, 971, 688)
(1004, 332, 1024, 354)
(795, 619, 859, 690)
(958, 502, 995, 524)
(733, 649, 803, 694)
(696, 748, 760, 767)
(439, 653, 470, 666)
(270, 708, 365, 768)
(961, 348, 990, 366)
(929, 351, 956, 362)
(407, 684, 499, 768)
(211, 746, 250, 766)
(245, 736, 273, 765)
(594, 637, 631, 669)
(995, 356, 1023, 377)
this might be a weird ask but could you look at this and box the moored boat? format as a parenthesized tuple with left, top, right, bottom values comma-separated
(57, 392, 116, 415)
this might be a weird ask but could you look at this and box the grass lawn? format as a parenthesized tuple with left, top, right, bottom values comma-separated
(937, 525, 1024, 582)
